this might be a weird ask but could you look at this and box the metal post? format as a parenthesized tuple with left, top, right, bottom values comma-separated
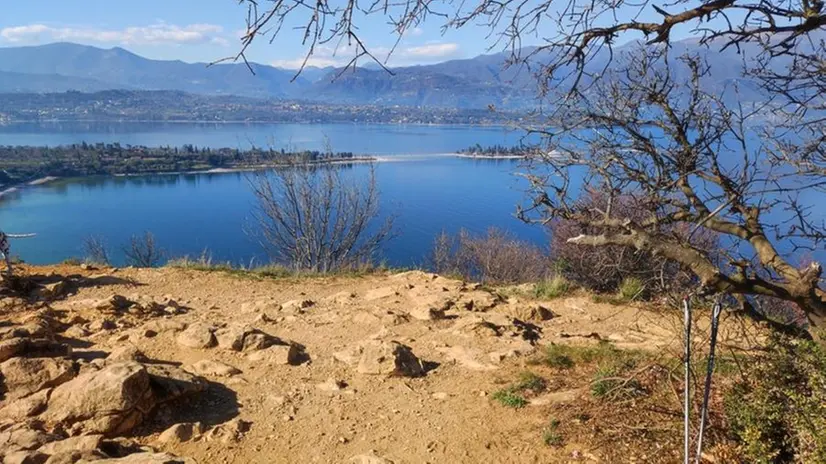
(695, 301, 723, 464)
(683, 298, 692, 464)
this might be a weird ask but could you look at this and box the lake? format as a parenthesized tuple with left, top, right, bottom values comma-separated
(0, 122, 547, 267)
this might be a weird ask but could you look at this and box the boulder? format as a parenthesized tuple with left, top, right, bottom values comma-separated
(214, 325, 248, 351)
(37, 434, 103, 455)
(214, 324, 279, 352)
(242, 332, 276, 352)
(0, 388, 51, 420)
(3, 450, 48, 464)
(38, 362, 153, 436)
(37, 281, 67, 300)
(186, 360, 241, 377)
(144, 364, 207, 404)
(246, 345, 300, 366)
(0, 357, 75, 401)
(93, 296, 131, 313)
(156, 422, 204, 445)
(357, 341, 424, 377)
(0, 424, 59, 451)
(175, 323, 216, 349)
(0, 338, 26, 363)
(107, 345, 147, 363)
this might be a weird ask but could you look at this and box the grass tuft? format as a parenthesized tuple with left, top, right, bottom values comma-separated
(542, 419, 564, 447)
(492, 389, 528, 408)
(534, 275, 573, 299)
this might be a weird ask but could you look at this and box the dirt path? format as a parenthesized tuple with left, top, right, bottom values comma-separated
(0, 264, 759, 463)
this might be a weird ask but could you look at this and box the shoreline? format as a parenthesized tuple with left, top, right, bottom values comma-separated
(0, 176, 62, 199)
(0, 119, 519, 128)
(0, 153, 519, 198)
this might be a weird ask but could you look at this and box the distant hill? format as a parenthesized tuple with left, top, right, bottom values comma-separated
(0, 40, 795, 109)
(0, 42, 307, 98)
(0, 42, 539, 108)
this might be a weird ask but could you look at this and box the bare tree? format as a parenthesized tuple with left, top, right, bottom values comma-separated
(249, 163, 393, 273)
(230, 0, 826, 328)
(122, 232, 165, 268)
(83, 235, 111, 265)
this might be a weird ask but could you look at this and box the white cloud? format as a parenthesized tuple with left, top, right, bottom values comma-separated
(399, 43, 459, 58)
(407, 27, 424, 37)
(0, 23, 228, 46)
(271, 42, 461, 69)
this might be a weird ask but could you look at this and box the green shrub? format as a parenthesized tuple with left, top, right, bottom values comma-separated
(492, 389, 528, 408)
(61, 257, 83, 266)
(543, 344, 575, 369)
(617, 277, 645, 301)
(542, 419, 563, 447)
(534, 275, 573, 299)
(514, 371, 547, 391)
(724, 334, 826, 463)
(492, 371, 547, 409)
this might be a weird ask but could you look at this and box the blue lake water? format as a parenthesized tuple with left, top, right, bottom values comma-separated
(1, 122, 821, 268)
(0, 123, 546, 266)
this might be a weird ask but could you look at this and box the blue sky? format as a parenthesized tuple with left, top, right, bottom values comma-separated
(0, 0, 547, 68)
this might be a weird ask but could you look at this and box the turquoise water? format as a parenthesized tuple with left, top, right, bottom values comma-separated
(0, 123, 545, 266)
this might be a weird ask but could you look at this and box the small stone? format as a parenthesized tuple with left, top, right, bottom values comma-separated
(63, 325, 89, 338)
(205, 418, 252, 443)
(87, 319, 116, 332)
(357, 340, 424, 377)
(186, 359, 241, 377)
(281, 299, 314, 313)
(246, 344, 300, 365)
(176, 322, 216, 349)
(157, 422, 204, 444)
(107, 345, 147, 362)
(316, 378, 346, 392)
(37, 434, 103, 455)
(408, 306, 446, 321)
(0, 357, 75, 400)
(431, 392, 449, 400)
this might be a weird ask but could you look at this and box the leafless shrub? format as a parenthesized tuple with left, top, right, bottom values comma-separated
(249, 163, 393, 273)
(83, 235, 110, 265)
(122, 232, 165, 268)
(429, 228, 550, 284)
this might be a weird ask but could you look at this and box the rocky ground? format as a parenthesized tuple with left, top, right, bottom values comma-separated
(0, 264, 760, 463)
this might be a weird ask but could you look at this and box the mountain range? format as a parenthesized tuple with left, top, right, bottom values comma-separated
(0, 41, 777, 109)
